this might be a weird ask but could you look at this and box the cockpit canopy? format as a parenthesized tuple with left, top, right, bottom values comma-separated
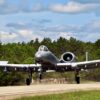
(38, 45, 49, 51)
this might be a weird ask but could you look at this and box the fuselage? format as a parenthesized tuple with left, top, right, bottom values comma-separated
(35, 45, 59, 65)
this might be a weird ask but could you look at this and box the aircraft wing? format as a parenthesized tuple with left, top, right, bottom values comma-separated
(57, 60, 100, 71)
(0, 64, 41, 72)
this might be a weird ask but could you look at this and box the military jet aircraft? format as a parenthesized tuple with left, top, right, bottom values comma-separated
(0, 45, 100, 85)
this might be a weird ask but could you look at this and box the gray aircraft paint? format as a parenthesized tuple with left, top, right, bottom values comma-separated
(35, 45, 59, 65)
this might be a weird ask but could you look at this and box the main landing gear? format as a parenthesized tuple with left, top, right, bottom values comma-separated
(75, 70, 80, 84)
(26, 71, 32, 85)
(25, 67, 43, 85)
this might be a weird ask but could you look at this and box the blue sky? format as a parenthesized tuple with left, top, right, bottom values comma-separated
(0, 0, 100, 43)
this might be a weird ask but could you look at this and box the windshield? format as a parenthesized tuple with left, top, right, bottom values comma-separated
(38, 45, 49, 51)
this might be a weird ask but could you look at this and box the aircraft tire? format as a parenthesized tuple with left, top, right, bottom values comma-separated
(75, 76, 80, 84)
(26, 78, 31, 85)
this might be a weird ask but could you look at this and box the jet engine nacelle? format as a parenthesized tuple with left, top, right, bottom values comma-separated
(61, 52, 76, 62)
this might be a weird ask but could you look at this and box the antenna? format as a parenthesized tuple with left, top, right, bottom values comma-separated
(86, 52, 89, 61)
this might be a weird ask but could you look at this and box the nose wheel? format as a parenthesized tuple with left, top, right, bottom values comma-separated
(38, 67, 43, 82)
(39, 73, 42, 80)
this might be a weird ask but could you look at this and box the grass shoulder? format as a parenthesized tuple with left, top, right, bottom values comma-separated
(15, 90, 100, 100)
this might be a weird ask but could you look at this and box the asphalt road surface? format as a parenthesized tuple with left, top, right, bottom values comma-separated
(0, 83, 100, 100)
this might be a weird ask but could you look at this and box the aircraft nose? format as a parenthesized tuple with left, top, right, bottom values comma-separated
(35, 52, 42, 60)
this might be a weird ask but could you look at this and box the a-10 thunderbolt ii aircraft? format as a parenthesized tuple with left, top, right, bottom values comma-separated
(0, 45, 100, 85)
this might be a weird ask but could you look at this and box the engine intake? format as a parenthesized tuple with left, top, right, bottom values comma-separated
(61, 52, 76, 62)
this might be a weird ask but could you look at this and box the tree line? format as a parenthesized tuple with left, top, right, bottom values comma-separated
(0, 37, 100, 63)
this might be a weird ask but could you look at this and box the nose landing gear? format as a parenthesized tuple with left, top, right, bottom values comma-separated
(38, 67, 43, 82)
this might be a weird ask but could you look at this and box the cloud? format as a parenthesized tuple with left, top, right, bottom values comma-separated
(37, 19, 51, 24)
(20, 0, 44, 12)
(0, 0, 5, 5)
(0, 31, 18, 43)
(49, 1, 100, 14)
(78, 32, 100, 42)
(0, 0, 44, 14)
(32, 4, 44, 12)
(6, 19, 51, 31)
(0, 31, 17, 39)
(17, 29, 33, 38)
(3, 19, 100, 43)
(80, 20, 100, 33)
(71, 0, 100, 4)
(17, 29, 43, 41)
(70, 0, 100, 16)
(0, 4, 18, 14)
(0, 29, 43, 43)
(0, 0, 99, 16)
(6, 23, 28, 29)
(40, 20, 100, 42)
(41, 24, 80, 33)
(43, 20, 100, 33)
(58, 32, 74, 40)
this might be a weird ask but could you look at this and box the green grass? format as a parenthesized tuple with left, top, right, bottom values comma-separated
(15, 90, 100, 100)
